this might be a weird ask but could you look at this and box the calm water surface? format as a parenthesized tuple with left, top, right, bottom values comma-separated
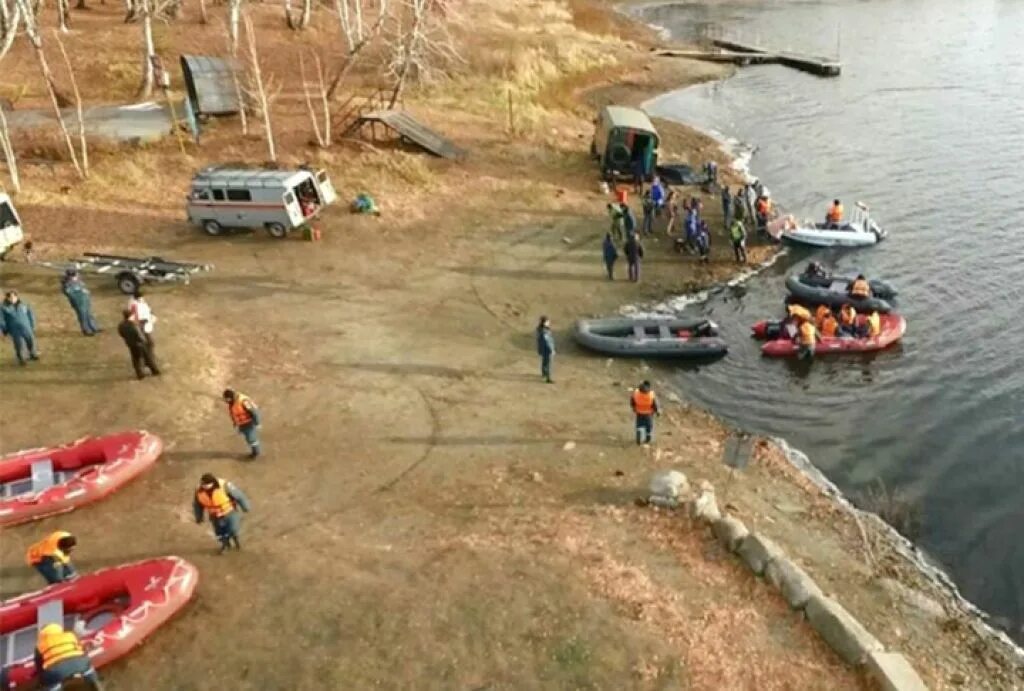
(638, 0, 1024, 637)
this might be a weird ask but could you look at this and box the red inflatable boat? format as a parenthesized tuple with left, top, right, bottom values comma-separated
(0, 431, 163, 528)
(0, 557, 198, 688)
(755, 314, 906, 357)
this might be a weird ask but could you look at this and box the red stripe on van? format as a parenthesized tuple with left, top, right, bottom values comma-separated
(190, 201, 289, 210)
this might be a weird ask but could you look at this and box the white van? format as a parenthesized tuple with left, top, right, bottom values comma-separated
(0, 193, 24, 260)
(186, 166, 338, 239)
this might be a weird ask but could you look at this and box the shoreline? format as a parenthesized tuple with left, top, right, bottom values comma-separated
(616, 0, 1024, 673)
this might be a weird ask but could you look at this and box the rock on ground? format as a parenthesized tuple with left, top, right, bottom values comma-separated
(804, 594, 884, 665)
(866, 651, 929, 691)
(736, 533, 784, 576)
(688, 486, 720, 524)
(764, 556, 823, 609)
(649, 470, 688, 499)
(712, 516, 749, 553)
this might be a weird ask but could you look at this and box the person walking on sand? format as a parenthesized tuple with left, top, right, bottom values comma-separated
(602, 232, 618, 280)
(607, 202, 624, 243)
(641, 191, 655, 236)
(117, 309, 159, 379)
(664, 188, 678, 235)
(536, 316, 555, 383)
(630, 380, 660, 445)
(720, 185, 732, 229)
(60, 269, 99, 336)
(650, 176, 666, 216)
(729, 217, 748, 263)
(732, 187, 747, 224)
(223, 388, 262, 458)
(194, 474, 251, 554)
(0, 290, 39, 365)
(620, 202, 637, 237)
(696, 220, 711, 264)
(624, 233, 643, 282)
(128, 289, 156, 354)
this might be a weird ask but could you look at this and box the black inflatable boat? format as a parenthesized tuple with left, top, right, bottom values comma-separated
(573, 317, 727, 359)
(785, 275, 894, 313)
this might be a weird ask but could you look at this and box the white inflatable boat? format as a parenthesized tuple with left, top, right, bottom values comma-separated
(780, 203, 887, 248)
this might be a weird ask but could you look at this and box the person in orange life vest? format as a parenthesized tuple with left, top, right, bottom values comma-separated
(858, 310, 882, 339)
(814, 304, 831, 328)
(838, 304, 857, 336)
(26, 531, 78, 585)
(826, 199, 844, 228)
(630, 380, 661, 445)
(848, 274, 872, 299)
(223, 388, 262, 458)
(34, 623, 102, 691)
(819, 311, 839, 338)
(194, 474, 251, 553)
(796, 317, 818, 360)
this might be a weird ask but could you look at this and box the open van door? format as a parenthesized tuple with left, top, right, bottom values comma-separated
(314, 170, 337, 206)
(0, 193, 24, 260)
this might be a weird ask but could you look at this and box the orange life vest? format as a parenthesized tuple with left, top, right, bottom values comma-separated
(827, 203, 844, 223)
(196, 479, 235, 518)
(755, 198, 768, 215)
(820, 315, 838, 337)
(229, 394, 254, 426)
(26, 531, 72, 566)
(814, 304, 831, 326)
(787, 304, 812, 322)
(867, 312, 881, 338)
(632, 389, 656, 415)
(37, 625, 85, 670)
(840, 305, 857, 325)
(850, 279, 871, 298)
(798, 321, 817, 346)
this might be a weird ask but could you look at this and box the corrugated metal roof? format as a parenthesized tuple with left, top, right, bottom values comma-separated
(602, 105, 657, 135)
(180, 55, 241, 116)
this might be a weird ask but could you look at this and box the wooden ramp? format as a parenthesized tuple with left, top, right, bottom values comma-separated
(353, 110, 467, 160)
(711, 38, 841, 77)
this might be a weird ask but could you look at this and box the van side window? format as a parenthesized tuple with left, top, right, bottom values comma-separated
(212, 189, 225, 201)
(191, 189, 210, 201)
(226, 189, 252, 202)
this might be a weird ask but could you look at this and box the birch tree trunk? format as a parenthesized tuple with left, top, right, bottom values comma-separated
(0, 103, 20, 193)
(196, 0, 206, 23)
(56, 0, 68, 31)
(54, 30, 88, 177)
(0, 0, 21, 62)
(137, 0, 155, 97)
(227, 0, 240, 52)
(226, 16, 247, 135)
(242, 13, 274, 161)
(326, 0, 389, 99)
(14, 0, 83, 177)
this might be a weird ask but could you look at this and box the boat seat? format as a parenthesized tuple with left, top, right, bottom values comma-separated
(658, 324, 672, 339)
(31, 459, 56, 493)
(633, 325, 645, 340)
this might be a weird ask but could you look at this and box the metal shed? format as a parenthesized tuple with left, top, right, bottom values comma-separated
(180, 55, 241, 116)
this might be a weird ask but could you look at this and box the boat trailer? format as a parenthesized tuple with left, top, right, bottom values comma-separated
(32, 253, 214, 294)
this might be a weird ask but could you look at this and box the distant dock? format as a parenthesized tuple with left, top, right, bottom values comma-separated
(656, 38, 842, 78)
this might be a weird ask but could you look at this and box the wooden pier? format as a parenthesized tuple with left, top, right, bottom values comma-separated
(656, 38, 841, 78)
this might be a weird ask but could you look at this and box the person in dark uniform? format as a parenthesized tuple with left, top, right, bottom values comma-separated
(117, 309, 159, 379)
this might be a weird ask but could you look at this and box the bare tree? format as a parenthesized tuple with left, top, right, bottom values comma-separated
(242, 13, 274, 161)
(14, 0, 84, 178)
(196, 0, 206, 23)
(0, 0, 22, 62)
(385, 0, 460, 108)
(55, 0, 69, 31)
(224, 15, 247, 135)
(0, 102, 19, 193)
(53, 30, 88, 177)
(298, 50, 330, 147)
(283, 0, 309, 30)
(135, 0, 178, 97)
(326, 0, 389, 99)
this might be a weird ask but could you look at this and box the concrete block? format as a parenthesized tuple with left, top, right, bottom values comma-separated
(712, 516, 749, 553)
(867, 651, 929, 691)
(805, 594, 884, 665)
(736, 533, 783, 576)
(649, 470, 689, 500)
(764, 556, 823, 609)
(688, 489, 720, 524)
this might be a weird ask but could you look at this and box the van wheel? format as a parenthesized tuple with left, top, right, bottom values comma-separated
(202, 220, 223, 236)
(116, 272, 141, 295)
(266, 223, 288, 239)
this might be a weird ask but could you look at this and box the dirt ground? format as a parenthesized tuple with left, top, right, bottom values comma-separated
(0, 0, 1021, 689)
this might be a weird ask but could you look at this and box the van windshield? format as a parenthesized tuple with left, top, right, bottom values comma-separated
(0, 202, 17, 229)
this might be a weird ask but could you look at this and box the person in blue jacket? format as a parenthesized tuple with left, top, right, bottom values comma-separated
(602, 232, 618, 280)
(0, 290, 39, 365)
(536, 315, 555, 384)
(60, 269, 99, 336)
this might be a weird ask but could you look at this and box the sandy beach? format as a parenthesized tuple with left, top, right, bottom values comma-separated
(0, 0, 1021, 688)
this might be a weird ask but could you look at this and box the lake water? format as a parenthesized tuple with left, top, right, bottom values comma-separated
(637, 0, 1024, 639)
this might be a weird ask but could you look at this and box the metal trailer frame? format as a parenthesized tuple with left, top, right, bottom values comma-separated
(32, 253, 213, 295)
